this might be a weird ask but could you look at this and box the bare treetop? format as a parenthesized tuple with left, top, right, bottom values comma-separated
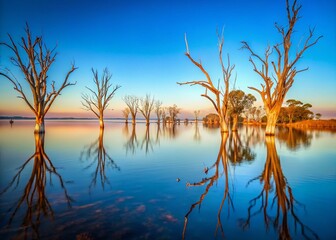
(82, 68, 121, 128)
(139, 94, 155, 126)
(241, 0, 322, 135)
(178, 30, 235, 132)
(0, 24, 77, 133)
(123, 95, 139, 125)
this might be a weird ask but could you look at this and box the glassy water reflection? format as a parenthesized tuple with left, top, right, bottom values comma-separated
(0, 120, 335, 239)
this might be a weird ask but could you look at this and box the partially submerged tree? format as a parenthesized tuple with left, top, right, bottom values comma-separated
(178, 31, 235, 133)
(161, 107, 167, 125)
(82, 68, 121, 129)
(228, 90, 256, 131)
(168, 104, 180, 123)
(122, 108, 130, 124)
(0, 24, 77, 133)
(154, 100, 163, 124)
(139, 94, 155, 126)
(242, 0, 322, 135)
(194, 110, 200, 122)
(123, 95, 139, 125)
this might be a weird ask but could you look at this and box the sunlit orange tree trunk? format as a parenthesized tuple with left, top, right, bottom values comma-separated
(242, 0, 321, 135)
(0, 24, 77, 133)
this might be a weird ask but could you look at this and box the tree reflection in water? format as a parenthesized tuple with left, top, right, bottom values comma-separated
(183, 133, 234, 239)
(240, 136, 319, 239)
(162, 123, 179, 139)
(277, 127, 313, 150)
(193, 123, 201, 142)
(80, 128, 119, 191)
(227, 132, 256, 165)
(141, 126, 153, 154)
(0, 133, 73, 239)
(124, 124, 139, 155)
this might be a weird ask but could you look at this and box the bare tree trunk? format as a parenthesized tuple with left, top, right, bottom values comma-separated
(265, 108, 280, 135)
(132, 115, 136, 125)
(99, 117, 104, 129)
(34, 116, 45, 133)
(146, 118, 150, 126)
(232, 114, 238, 132)
(220, 117, 228, 133)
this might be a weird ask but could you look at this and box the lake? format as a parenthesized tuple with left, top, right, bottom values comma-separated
(0, 120, 335, 239)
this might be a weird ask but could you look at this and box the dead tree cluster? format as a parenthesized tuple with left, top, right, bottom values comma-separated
(1, 1, 321, 135)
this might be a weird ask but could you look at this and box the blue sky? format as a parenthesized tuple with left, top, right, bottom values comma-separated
(0, 0, 335, 118)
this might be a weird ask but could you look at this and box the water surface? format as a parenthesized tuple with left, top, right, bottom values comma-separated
(0, 120, 335, 239)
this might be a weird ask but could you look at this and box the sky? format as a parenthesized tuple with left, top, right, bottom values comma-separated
(0, 0, 335, 119)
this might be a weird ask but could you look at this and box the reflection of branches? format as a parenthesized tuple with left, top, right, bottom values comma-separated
(193, 123, 201, 142)
(162, 124, 179, 139)
(141, 126, 153, 154)
(0, 133, 73, 239)
(240, 136, 319, 239)
(80, 128, 119, 191)
(227, 132, 256, 164)
(122, 123, 129, 137)
(183, 133, 234, 239)
(124, 125, 138, 155)
(277, 127, 313, 150)
(243, 125, 264, 147)
(155, 124, 161, 145)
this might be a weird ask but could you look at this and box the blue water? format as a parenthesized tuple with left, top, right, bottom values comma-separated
(0, 120, 335, 239)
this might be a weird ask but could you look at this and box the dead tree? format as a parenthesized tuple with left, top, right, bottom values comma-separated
(178, 31, 235, 133)
(241, 0, 322, 135)
(122, 108, 130, 124)
(0, 24, 77, 133)
(194, 110, 200, 123)
(161, 107, 167, 125)
(168, 104, 180, 124)
(154, 100, 163, 124)
(82, 68, 120, 129)
(139, 94, 155, 126)
(123, 95, 139, 125)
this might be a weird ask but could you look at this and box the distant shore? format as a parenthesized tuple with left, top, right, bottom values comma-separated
(286, 119, 336, 129)
(244, 119, 336, 129)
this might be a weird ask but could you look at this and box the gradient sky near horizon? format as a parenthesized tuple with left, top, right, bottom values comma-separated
(0, 0, 335, 119)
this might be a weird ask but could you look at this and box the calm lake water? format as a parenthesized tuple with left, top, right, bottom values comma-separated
(0, 120, 335, 239)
